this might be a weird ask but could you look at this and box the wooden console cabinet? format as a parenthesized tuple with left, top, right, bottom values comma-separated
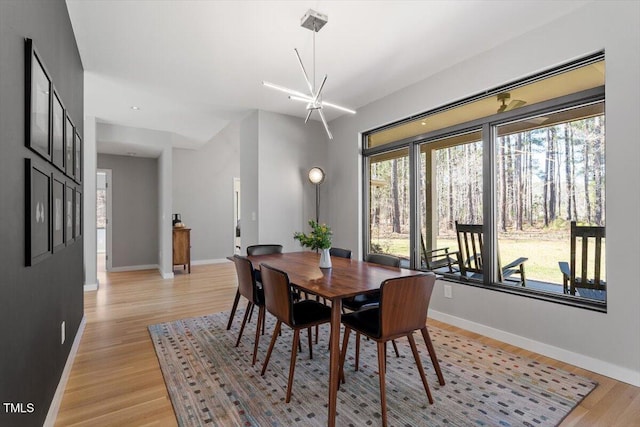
(172, 227, 191, 273)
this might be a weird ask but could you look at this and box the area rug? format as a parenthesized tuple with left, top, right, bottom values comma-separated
(148, 311, 597, 426)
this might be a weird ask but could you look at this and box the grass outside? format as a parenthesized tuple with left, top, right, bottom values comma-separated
(371, 235, 605, 285)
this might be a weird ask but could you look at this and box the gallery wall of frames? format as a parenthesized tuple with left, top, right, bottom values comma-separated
(24, 38, 82, 266)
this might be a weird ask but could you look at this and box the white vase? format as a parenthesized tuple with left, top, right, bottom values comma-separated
(319, 248, 332, 269)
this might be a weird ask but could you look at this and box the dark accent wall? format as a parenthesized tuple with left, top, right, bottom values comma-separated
(98, 154, 159, 268)
(0, 1, 84, 426)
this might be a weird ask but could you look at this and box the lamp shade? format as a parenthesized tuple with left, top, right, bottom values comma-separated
(308, 167, 325, 184)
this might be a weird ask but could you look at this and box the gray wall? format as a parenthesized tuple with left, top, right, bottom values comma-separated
(172, 120, 240, 261)
(327, 1, 640, 385)
(97, 154, 159, 268)
(0, 0, 84, 425)
(239, 111, 260, 250)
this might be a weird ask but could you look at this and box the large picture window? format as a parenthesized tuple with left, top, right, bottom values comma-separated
(363, 55, 606, 310)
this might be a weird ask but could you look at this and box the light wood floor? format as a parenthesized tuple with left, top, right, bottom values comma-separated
(55, 263, 639, 426)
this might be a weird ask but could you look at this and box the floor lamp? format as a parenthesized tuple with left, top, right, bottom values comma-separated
(308, 167, 325, 223)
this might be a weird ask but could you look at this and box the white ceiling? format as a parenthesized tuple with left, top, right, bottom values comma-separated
(66, 0, 590, 154)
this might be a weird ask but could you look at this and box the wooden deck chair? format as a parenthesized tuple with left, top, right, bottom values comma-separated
(420, 233, 459, 273)
(558, 221, 606, 298)
(454, 221, 527, 286)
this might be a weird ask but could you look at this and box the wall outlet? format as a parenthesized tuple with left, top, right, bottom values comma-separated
(61, 321, 66, 345)
(444, 284, 453, 299)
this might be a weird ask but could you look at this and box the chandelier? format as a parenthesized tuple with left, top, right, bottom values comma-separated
(263, 9, 356, 139)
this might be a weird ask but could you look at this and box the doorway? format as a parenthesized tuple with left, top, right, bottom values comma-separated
(96, 169, 112, 273)
(233, 177, 241, 254)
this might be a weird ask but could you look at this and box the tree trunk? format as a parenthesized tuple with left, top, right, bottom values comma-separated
(564, 123, 573, 220)
(516, 133, 524, 230)
(544, 129, 550, 226)
(391, 159, 401, 233)
(584, 126, 592, 223)
(594, 116, 604, 225)
(548, 127, 557, 223)
(499, 137, 507, 232)
(447, 148, 454, 229)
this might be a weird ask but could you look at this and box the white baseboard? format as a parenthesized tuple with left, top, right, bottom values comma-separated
(428, 309, 640, 387)
(83, 282, 98, 291)
(161, 271, 174, 279)
(110, 264, 159, 272)
(191, 258, 232, 266)
(44, 316, 86, 427)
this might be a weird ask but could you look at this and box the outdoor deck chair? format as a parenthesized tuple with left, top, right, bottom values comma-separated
(454, 221, 527, 286)
(558, 221, 606, 299)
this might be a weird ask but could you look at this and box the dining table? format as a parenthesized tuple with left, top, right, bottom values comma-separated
(245, 251, 419, 427)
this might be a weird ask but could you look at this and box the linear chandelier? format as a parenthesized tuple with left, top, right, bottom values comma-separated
(263, 9, 356, 139)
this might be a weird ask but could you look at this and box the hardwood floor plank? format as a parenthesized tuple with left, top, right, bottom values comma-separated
(54, 263, 639, 426)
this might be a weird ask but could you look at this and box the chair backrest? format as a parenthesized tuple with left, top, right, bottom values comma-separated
(231, 255, 258, 304)
(246, 244, 283, 256)
(259, 263, 294, 326)
(455, 222, 484, 276)
(379, 273, 436, 338)
(365, 253, 401, 267)
(330, 247, 352, 259)
(569, 221, 606, 291)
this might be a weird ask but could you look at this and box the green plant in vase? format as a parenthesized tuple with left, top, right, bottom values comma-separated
(294, 220, 333, 268)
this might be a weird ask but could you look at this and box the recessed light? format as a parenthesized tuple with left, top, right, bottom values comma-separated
(131, 106, 140, 110)
(421, 121, 426, 126)
(126, 152, 137, 156)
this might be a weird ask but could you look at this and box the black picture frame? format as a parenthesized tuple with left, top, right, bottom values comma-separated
(74, 188, 82, 239)
(74, 130, 82, 183)
(65, 116, 74, 178)
(51, 90, 65, 171)
(25, 39, 52, 162)
(26, 158, 51, 266)
(52, 175, 65, 253)
(65, 183, 74, 244)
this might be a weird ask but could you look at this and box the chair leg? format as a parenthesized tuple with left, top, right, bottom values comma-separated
(315, 324, 319, 344)
(391, 339, 400, 357)
(286, 329, 301, 403)
(252, 305, 264, 366)
(226, 289, 241, 330)
(420, 327, 445, 386)
(377, 341, 388, 427)
(248, 302, 255, 323)
(355, 331, 361, 372)
(407, 333, 434, 404)
(307, 327, 313, 359)
(339, 327, 351, 386)
(261, 309, 266, 335)
(235, 301, 252, 347)
(261, 320, 281, 376)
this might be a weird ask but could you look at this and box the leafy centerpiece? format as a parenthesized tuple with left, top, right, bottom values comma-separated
(294, 220, 333, 268)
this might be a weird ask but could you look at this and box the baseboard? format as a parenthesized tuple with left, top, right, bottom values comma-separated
(110, 264, 159, 272)
(161, 271, 174, 279)
(191, 258, 232, 266)
(428, 309, 640, 387)
(43, 316, 87, 427)
(83, 282, 98, 291)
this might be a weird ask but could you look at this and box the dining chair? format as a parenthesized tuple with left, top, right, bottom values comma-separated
(230, 255, 265, 366)
(339, 273, 437, 427)
(259, 263, 332, 403)
(329, 247, 352, 259)
(226, 244, 283, 330)
(343, 253, 402, 367)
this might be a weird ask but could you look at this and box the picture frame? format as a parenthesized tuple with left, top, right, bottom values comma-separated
(52, 175, 65, 253)
(51, 89, 65, 171)
(65, 115, 74, 178)
(74, 188, 82, 239)
(25, 158, 51, 266)
(65, 183, 74, 244)
(25, 39, 52, 162)
(74, 130, 82, 183)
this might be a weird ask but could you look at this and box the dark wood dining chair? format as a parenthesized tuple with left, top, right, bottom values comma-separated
(329, 247, 352, 259)
(230, 255, 265, 366)
(226, 244, 283, 330)
(259, 263, 332, 403)
(343, 253, 402, 368)
(339, 273, 437, 427)
(558, 221, 606, 298)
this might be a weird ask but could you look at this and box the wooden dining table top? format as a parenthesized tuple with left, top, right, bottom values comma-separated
(246, 251, 418, 300)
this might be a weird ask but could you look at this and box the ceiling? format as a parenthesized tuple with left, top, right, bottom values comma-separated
(66, 0, 590, 155)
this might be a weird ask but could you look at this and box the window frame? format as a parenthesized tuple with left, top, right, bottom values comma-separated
(362, 80, 606, 312)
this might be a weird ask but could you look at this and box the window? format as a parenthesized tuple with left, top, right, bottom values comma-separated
(363, 55, 606, 310)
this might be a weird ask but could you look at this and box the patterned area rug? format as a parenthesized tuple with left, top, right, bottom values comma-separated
(148, 311, 597, 426)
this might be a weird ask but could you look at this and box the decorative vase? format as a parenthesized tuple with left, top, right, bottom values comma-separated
(319, 248, 332, 269)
